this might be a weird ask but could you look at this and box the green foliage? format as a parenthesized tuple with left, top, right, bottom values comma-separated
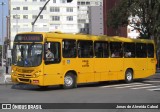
(107, 0, 160, 40)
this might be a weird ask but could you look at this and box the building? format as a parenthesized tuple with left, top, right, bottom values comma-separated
(10, 0, 78, 48)
(77, 0, 103, 34)
(89, 6, 103, 35)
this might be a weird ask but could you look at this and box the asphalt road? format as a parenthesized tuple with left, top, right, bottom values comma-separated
(0, 73, 160, 112)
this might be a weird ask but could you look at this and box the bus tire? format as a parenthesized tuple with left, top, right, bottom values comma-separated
(63, 73, 76, 89)
(38, 86, 48, 89)
(125, 69, 133, 83)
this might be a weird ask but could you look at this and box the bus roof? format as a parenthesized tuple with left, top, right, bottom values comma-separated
(16, 32, 154, 44)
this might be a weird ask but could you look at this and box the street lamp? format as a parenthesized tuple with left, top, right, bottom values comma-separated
(0, 2, 6, 68)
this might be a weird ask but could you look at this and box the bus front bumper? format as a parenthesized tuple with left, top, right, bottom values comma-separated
(11, 75, 43, 86)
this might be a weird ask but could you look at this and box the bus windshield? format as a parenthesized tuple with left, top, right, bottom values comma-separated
(12, 43, 43, 67)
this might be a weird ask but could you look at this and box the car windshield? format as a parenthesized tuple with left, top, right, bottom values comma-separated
(12, 43, 43, 67)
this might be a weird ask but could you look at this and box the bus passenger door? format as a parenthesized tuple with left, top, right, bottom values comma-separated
(43, 40, 63, 86)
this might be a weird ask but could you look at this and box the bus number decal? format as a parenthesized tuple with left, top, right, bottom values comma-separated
(82, 60, 89, 67)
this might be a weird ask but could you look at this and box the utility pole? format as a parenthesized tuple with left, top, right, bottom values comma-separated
(31, 0, 50, 32)
(0, 2, 6, 68)
(31, 0, 73, 32)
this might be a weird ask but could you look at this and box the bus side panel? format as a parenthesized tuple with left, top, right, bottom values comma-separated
(108, 58, 124, 81)
(147, 58, 156, 76)
(94, 58, 109, 81)
(43, 63, 63, 86)
(76, 58, 94, 83)
(134, 58, 147, 79)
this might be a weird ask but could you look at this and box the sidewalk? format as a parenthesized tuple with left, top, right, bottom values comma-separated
(0, 66, 12, 84)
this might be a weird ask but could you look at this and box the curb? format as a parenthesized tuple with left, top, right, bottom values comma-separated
(0, 67, 12, 85)
(0, 74, 13, 85)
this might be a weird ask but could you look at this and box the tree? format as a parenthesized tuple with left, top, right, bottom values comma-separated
(107, 0, 160, 42)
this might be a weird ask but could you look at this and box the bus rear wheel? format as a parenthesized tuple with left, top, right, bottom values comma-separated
(63, 73, 77, 89)
(125, 69, 133, 83)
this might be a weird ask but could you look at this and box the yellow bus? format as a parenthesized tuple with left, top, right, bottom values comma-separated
(11, 32, 156, 89)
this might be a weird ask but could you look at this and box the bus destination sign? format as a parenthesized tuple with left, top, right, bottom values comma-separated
(15, 34, 43, 42)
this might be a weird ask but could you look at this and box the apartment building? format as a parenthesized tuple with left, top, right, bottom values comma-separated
(77, 0, 103, 34)
(10, 0, 78, 48)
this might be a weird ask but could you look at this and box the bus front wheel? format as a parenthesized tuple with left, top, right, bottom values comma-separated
(125, 69, 133, 83)
(63, 73, 77, 89)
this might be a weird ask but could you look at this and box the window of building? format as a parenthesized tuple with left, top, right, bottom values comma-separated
(23, 15, 28, 19)
(13, 15, 20, 19)
(53, 0, 56, 3)
(110, 42, 123, 58)
(67, 16, 73, 21)
(40, 0, 46, 2)
(86, 2, 90, 5)
(32, 15, 37, 19)
(66, 7, 73, 12)
(23, 7, 28, 10)
(40, 7, 46, 10)
(78, 19, 86, 23)
(63, 40, 77, 58)
(51, 16, 60, 21)
(78, 40, 93, 58)
(40, 15, 43, 19)
(16, 7, 20, 10)
(61, 0, 66, 3)
(81, 2, 85, 5)
(13, 8, 17, 10)
(94, 41, 109, 58)
(50, 7, 60, 12)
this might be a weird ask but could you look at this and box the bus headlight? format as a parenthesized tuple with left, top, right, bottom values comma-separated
(11, 70, 16, 76)
(11, 70, 14, 73)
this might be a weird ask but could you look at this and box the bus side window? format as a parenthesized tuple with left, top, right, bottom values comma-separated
(45, 42, 61, 64)
(110, 42, 123, 58)
(63, 39, 77, 58)
(94, 41, 109, 58)
(124, 43, 135, 58)
(147, 44, 154, 58)
(136, 43, 147, 58)
(78, 40, 93, 58)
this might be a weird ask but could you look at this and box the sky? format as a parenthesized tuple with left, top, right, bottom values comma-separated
(0, 0, 8, 45)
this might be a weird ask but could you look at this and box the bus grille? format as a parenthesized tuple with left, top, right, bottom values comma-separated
(18, 78, 30, 83)
(22, 70, 34, 73)
(16, 68, 34, 73)
(18, 74, 32, 78)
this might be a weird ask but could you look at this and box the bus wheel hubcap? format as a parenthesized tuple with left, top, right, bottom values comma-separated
(127, 73, 132, 81)
(65, 76, 73, 87)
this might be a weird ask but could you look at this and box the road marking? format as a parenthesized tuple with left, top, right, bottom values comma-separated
(131, 86, 158, 89)
(100, 83, 143, 88)
(115, 84, 152, 88)
(100, 82, 160, 92)
(147, 88, 160, 91)
(143, 81, 160, 83)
